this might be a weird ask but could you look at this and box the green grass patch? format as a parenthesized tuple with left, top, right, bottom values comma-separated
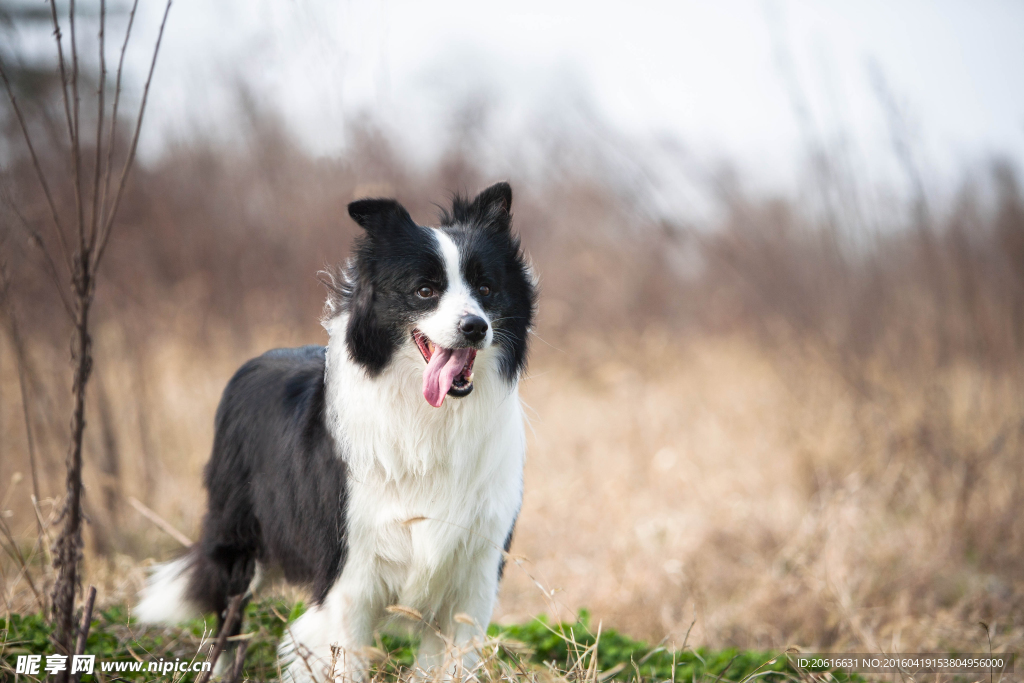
(2, 600, 856, 682)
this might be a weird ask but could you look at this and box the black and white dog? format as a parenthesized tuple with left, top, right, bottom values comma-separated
(137, 183, 536, 680)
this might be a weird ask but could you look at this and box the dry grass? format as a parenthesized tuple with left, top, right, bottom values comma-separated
(1, 95, 1023, 664)
(1, 317, 1020, 656)
(504, 334, 1022, 653)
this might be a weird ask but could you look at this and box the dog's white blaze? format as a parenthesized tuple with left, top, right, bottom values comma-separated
(414, 229, 494, 350)
(282, 311, 524, 681)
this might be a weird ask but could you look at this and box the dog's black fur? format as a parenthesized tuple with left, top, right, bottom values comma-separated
(185, 346, 347, 630)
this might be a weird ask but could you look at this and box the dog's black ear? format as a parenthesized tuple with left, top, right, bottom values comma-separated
(468, 182, 512, 231)
(348, 198, 415, 237)
(473, 182, 512, 215)
(345, 274, 395, 375)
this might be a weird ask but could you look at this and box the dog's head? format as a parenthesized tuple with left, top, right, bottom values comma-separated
(325, 182, 536, 407)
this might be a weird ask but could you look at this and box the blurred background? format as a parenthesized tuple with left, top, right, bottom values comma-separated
(1, 0, 1023, 656)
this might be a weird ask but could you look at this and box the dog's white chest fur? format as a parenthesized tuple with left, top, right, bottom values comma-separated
(314, 315, 523, 626)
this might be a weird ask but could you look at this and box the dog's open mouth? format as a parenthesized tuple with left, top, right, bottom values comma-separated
(413, 330, 476, 407)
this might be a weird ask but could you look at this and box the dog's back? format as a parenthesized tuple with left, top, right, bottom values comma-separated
(137, 345, 348, 626)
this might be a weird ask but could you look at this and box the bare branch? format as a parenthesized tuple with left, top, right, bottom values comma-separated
(195, 594, 245, 683)
(868, 61, 929, 227)
(0, 262, 43, 511)
(127, 496, 193, 548)
(225, 638, 250, 683)
(100, 0, 140, 233)
(95, 0, 173, 270)
(0, 182, 75, 318)
(0, 514, 46, 615)
(68, 0, 86, 257)
(50, 2, 91, 668)
(0, 57, 73, 271)
(89, 0, 107, 252)
(47, 0, 77, 156)
(72, 585, 97, 683)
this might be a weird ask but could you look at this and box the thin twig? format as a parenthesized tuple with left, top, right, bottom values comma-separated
(72, 585, 97, 683)
(100, 0, 140, 232)
(0, 57, 72, 269)
(585, 621, 602, 683)
(0, 263, 44, 517)
(127, 496, 193, 548)
(0, 515, 46, 614)
(95, 0, 173, 270)
(44, 0, 78, 269)
(68, 0, 86, 255)
(225, 638, 250, 683)
(88, 0, 107, 251)
(680, 608, 696, 652)
(195, 594, 245, 683)
(31, 495, 55, 571)
(48, 0, 76, 153)
(0, 193, 75, 318)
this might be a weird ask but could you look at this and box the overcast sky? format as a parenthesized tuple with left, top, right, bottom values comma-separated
(132, 0, 1024, 196)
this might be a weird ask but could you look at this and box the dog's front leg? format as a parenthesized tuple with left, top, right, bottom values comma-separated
(281, 567, 383, 682)
(414, 547, 502, 679)
(451, 556, 502, 675)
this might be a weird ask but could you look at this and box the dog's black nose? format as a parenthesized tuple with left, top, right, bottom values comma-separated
(459, 315, 488, 343)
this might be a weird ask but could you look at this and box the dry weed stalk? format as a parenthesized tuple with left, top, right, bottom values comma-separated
(0, 0, 172, 673)
(195, 593, 245, 683)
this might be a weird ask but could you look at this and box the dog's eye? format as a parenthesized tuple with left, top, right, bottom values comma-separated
(416, 286, 434, 298)
(478, 285, 491, 297)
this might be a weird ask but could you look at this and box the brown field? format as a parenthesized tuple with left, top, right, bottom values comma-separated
(1, 105, 1023, 658)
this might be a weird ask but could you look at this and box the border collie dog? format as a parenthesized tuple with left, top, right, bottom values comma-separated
(136, 183, 536, 680)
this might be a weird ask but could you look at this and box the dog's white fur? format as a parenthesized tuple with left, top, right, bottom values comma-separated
(417, 231, 495, 351)
(278, 228, 525, 680)
(136, 558, 199, 624)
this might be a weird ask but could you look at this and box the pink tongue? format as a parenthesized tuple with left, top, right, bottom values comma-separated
(422, 346, 474, 408)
